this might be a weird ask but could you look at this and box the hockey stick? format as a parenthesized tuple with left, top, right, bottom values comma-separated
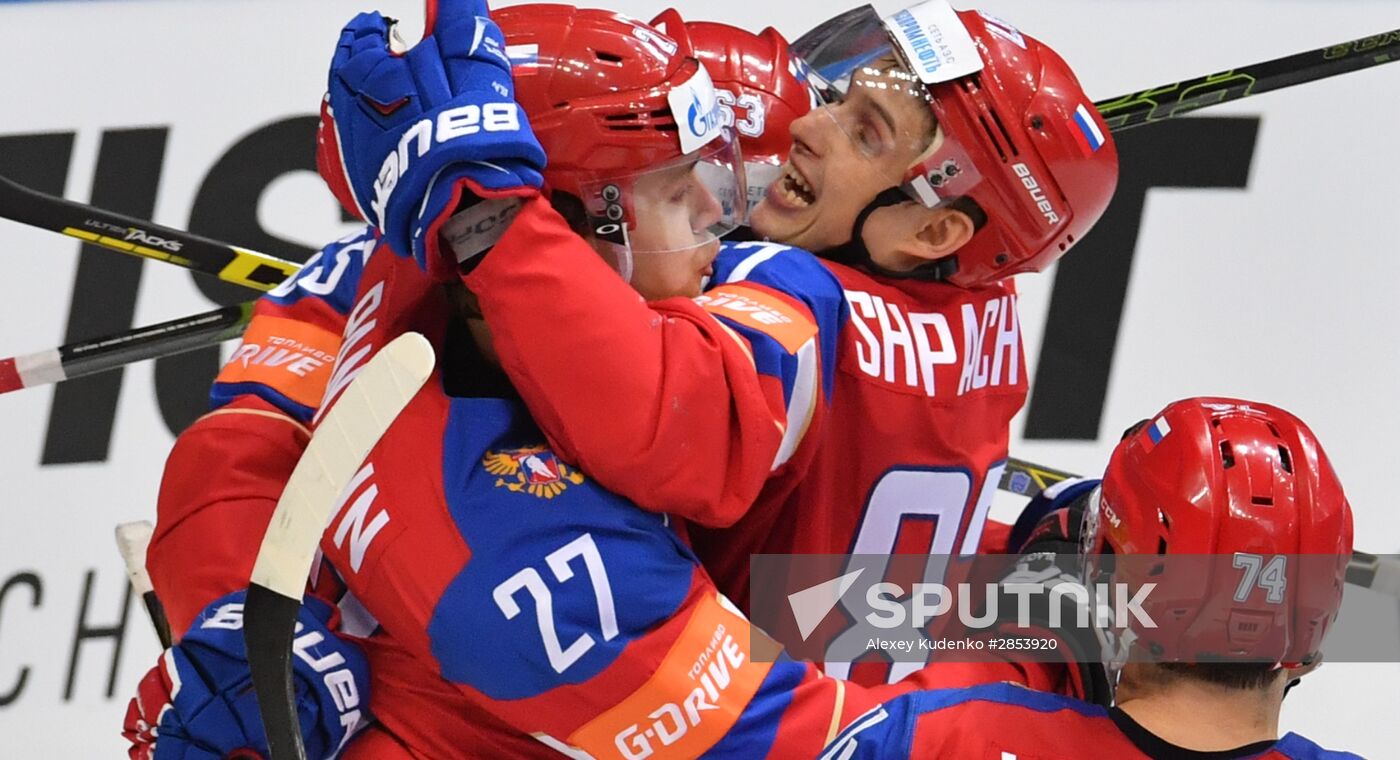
(1095, 28, 1400, 132)
(115, 520, 174, 649)
(245, 332, 434, 760)
(4, 30, 1396, 392)
(0, 174, 300, 292)
(0, 302, 253, 394)
(998, 457, 1400, 597)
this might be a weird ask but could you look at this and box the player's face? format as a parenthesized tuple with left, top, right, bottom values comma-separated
(614, 160, 724, 300)
(750, 64, 937, 265)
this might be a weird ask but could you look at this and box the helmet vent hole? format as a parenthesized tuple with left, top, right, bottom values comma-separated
(594, 51, 624, 64)
(1251, 496, 1274, 506)
(1266, 421, 1282, 437)
(976, 115, 1009, 162)
(1219, 441, 1236, 468)
(1278, 445, 1293, 473)
(987, 109, 1019, 157)
(1156, 537, 1168, 556)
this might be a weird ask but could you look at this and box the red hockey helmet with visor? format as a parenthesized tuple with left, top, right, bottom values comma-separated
(791, 1, 1118, 288)
(495, 5, 746, 279)
(1081, 398, 1354, 683)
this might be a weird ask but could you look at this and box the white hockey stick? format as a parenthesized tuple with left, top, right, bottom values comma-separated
(244, 332, 435, 760)
(115, 520, 173, 648)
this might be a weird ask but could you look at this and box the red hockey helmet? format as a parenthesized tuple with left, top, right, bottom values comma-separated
(1085, 398, 1354, 670)
(650, 9, 821, 216)
(792, 2, 1119, 287)
(492, 5, 746, 268)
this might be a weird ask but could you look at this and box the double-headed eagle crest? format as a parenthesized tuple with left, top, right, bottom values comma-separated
(482, 446, 586, 499)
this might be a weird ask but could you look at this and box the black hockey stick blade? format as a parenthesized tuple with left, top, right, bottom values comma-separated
(244, 583, 307, 760)
(0, 173, 300, 292)
(245, 332, 435, 760)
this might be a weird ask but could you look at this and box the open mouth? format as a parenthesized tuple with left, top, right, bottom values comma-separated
(778, 163, 817, 207)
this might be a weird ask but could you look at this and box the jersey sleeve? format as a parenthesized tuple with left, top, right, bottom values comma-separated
(147, 394, 310, 638)
(209, 227, 378, 423)
(462, 196, 847, 527)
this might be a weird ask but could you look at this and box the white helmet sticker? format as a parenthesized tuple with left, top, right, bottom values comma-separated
(881, 0, 983, 84)
(668, 63, 725, 154)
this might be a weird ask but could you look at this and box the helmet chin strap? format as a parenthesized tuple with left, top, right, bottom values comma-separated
(818, 185, 959, 282)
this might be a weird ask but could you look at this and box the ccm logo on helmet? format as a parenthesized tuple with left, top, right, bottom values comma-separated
(369, 103, 523, 230)
(1012, 162, 1060, 225)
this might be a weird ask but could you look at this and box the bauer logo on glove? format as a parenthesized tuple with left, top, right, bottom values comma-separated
(317, 0, 547, 278)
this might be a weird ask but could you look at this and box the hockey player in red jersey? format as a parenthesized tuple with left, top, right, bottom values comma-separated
(822, 397, 1361, 759)
(439, 1, 1119, 684)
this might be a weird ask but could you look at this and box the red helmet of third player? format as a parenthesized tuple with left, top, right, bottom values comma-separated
(1086, 398, 1354, 669)
(651, 9, 822, 216)
(792, 2, 1119, 287)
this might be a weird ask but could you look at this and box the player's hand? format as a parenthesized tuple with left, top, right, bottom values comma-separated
(317, 0, 546, 279)
(977, 482, 1111, 705)
(122, 591, 369, 760)
(1006, 476, 1100, 554)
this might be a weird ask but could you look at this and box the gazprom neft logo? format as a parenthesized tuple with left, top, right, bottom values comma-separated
(881, 0, 984, 84)
(668, 63, 724, 154)
(891, 11, 937, 68)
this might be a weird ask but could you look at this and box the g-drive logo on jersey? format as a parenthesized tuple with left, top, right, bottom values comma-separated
(882, 0, 984, 85)
(668, 64, 725, 154)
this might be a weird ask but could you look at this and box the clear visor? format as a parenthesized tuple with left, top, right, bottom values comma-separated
(792, 4, 986, 208)
(1080, 486, 1134, 686)
(576, 130, 744, 268)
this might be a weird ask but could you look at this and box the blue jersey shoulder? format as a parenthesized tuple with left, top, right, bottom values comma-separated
(1273, 733, 1365, 760)
(714, 239, 847, 319)
(711, 240, 848, 407)
(262, 227, 378, 314)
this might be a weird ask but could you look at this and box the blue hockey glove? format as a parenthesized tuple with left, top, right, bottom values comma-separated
(317, 0, 546, 279)
(122, 591, 369, 760)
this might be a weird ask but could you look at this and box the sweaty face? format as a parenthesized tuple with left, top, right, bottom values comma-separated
(595, 159, 723, 300)
(749, 63, 937, 257)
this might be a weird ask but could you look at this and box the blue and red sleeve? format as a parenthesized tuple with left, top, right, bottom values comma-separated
(209, 227, 378, 422)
